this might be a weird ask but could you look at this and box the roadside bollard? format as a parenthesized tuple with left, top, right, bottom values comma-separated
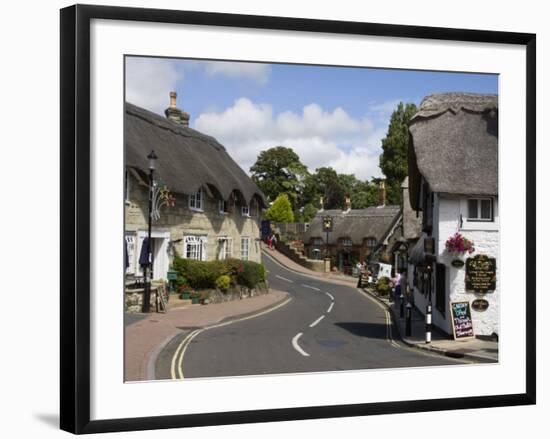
(425, 303, 432, 344)
(400, 294, 404, 318)
(405, 303, 412, 337)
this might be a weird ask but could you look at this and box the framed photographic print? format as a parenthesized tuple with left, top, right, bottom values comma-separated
(60, 4, 536, 434)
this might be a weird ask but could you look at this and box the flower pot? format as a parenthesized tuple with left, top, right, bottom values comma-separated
(191, 296, 200, 304)
(179, 292, 191, 300)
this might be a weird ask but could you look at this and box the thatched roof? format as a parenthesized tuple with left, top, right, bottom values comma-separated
(125, 103, 267, 207)
(408, 93, 498, 209)
(304, 206, 401, 245)
(401, 177, 422, 240)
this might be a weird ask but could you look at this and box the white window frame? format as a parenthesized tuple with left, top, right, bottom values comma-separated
(188, 188, 204, 211)
(218, 237, 233, 260)
(125, 233, 136, 274)
(240, 237, 250, 261)
(466, 197, 493, 221)
(241, 204, 250, 217)
(183, 235, 208, 261)
(459, 197, 499, 231)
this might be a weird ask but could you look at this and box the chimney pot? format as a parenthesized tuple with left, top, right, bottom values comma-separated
(378, 181, 386, 206)
(169, 91, 177, 108)
(165, 91, 190, 127)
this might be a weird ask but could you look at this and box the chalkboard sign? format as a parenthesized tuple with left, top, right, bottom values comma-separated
(465, 254, 496, 293)
(450, 301, 475, 340)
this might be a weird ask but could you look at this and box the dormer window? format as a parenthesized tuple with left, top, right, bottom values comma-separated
(189, 188, 203, 211)
(241, 204, 250, 217)
(219, 199, 229, 214)
(365, 237, 377, 248)
(467, 198, 493, 221)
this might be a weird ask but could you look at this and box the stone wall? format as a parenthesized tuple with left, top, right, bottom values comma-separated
(125, 171, 262, 264)
(125, 287, 159, 313)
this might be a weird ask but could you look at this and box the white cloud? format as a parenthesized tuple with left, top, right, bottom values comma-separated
(194, 98, 384, 180)
(204, 61, 271, 85)
(125, 58, 182, 114)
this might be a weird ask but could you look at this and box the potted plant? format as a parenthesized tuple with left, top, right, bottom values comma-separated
(178, 284, 192, 300)
(445, 232, 475, 259)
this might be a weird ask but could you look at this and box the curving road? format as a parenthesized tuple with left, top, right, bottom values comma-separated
(156, 251, 468, 379)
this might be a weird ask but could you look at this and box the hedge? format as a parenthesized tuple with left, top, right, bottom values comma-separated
(172, 256, 266, 290)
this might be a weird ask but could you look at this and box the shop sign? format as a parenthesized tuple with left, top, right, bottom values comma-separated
(471, 299, 489, 312)
(465, 254, 496, 293)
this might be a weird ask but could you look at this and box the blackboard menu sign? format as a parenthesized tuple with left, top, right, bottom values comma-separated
(450, 301, 475, 339)
(465, 254, 496, 293)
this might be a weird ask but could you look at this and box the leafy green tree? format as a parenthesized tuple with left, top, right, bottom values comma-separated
(294, 203, 318, 223)
(265, 193, 295, 223)
(250, 146, 308, 208)
(379, 102, 417, 204)
(312, 167, 345, 210)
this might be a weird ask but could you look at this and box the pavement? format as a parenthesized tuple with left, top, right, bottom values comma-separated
(263, 246, 498, 363)
(125, 288, 289, 382)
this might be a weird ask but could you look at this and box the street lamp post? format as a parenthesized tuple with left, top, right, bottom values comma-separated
(322, 216, 333, 273)
(143, 150, 158, 313)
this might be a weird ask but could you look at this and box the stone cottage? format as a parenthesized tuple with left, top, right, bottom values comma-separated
(303, 188, 402, 273)
(124, 92, 267, 282)
(407, 92, 498, 337)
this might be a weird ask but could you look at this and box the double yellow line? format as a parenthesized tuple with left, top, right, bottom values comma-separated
(170, 296, 292, 379)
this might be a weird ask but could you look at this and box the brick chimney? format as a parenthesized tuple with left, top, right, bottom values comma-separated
(164, 91, 190, 127)
(378, 181, 386, 206)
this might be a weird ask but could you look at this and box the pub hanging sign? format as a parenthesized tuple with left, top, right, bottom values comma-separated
(465, 254, 496, 293)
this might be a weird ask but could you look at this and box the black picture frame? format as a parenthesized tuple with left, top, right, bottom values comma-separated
(60, 4, 536, 434)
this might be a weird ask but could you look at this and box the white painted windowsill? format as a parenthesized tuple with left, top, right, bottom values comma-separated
(461, 220, 499, 231)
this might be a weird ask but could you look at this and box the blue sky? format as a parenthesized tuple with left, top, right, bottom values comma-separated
(126, 57, 497, 180)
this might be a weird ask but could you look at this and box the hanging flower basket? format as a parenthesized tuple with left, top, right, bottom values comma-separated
(445, 232, 475, 258)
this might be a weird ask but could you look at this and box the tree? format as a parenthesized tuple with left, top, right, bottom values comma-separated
(378, 102, 417, 204)
(250, 146, 308, 208)
(312, 167, 346, 210)
(264, 193, 295, 223)
(294, 203, 318, 223)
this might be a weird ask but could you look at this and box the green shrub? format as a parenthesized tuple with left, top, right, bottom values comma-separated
(237, 261, 266, 289)
(172, 256, 266, 290)
(376, 276, 391, 296)
(215, 275, 231, 292)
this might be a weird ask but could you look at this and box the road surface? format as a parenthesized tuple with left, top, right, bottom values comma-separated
(156, 252, 469, 379)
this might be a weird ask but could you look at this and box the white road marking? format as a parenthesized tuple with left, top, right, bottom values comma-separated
(170, 296, 292, 379)
(309, 315, 325, 328)
(355, 288, 401, 349)
(327, 302, 334, 313)
(292, 333, 310, 357)
(275, 275, 293, 283)
(301, 284, 321, 291)
(325, 292, 334, 300)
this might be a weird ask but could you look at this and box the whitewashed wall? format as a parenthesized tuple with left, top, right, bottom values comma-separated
(435, 195, 500, 336)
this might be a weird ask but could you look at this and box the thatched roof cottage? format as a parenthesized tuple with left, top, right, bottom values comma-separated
(407, 92, 499, 337)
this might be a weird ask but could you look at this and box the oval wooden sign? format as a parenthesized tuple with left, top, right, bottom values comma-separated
(471, 299, 489, 312)
(451, 259, 465, 268)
